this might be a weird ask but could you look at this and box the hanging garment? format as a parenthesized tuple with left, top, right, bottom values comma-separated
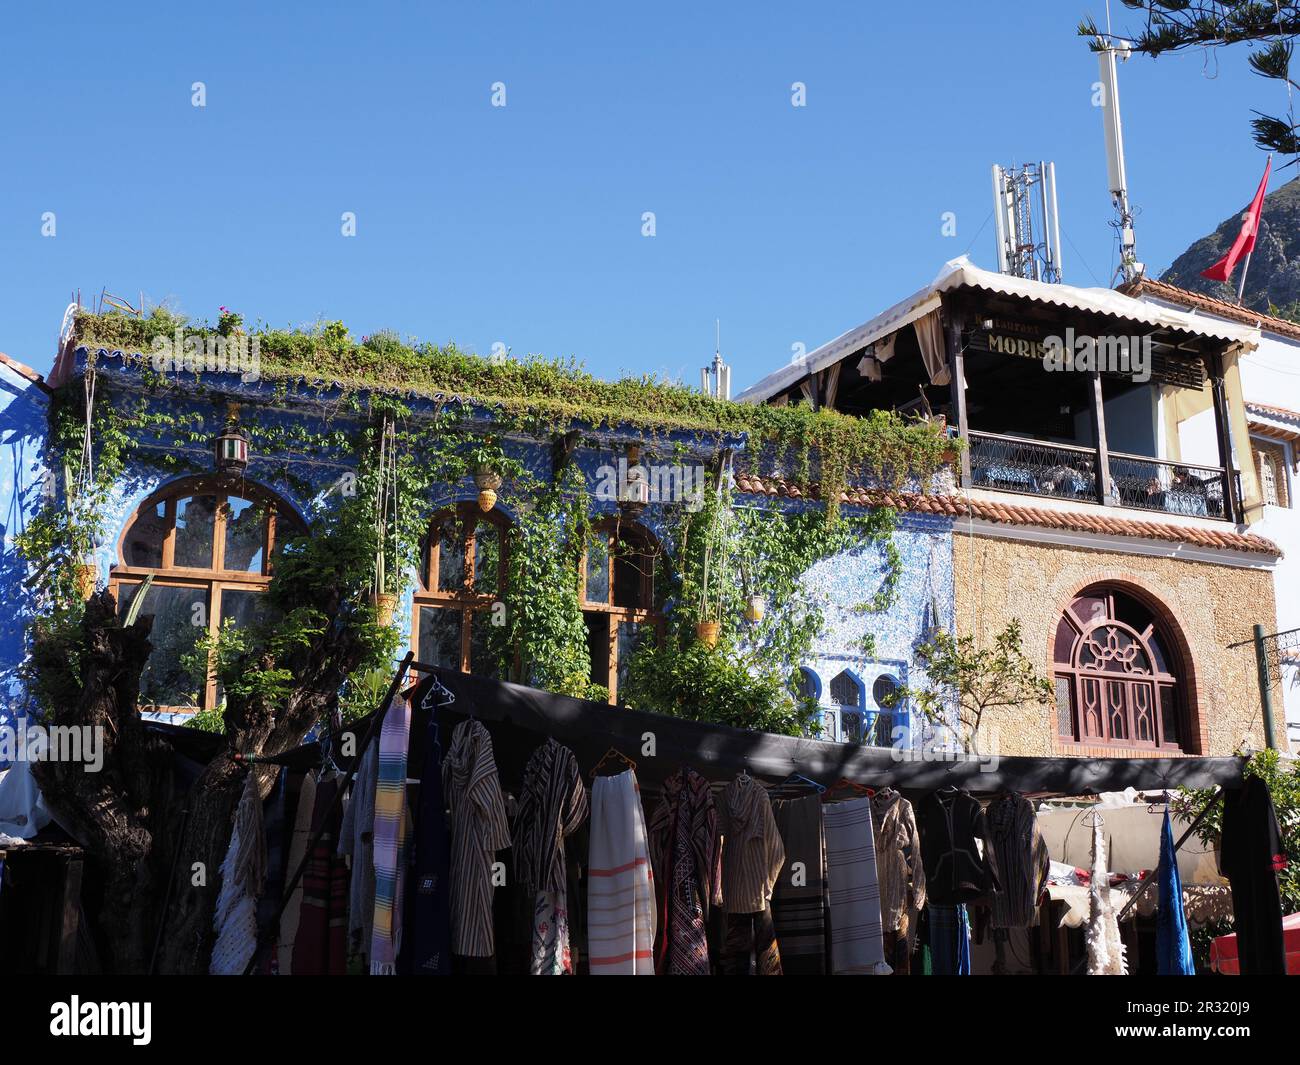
(339, 739, 379, 960)
(1156, 810, 1195, 976)
(718, 909, 783, 975)
(1220, 775, 1288, 975)
(292, 774, 350, 975)
(514, 737, 588, 975)
(369, 697, 413, 974)
(276, 768, 317, 974)
(918, 786, 999, 905)
(823, 795, 888, 974)
(647, 768, 716, 975)
(444, 719, 511, 959)
(717, 775, 785, 914)
(255, 768, 293, 974)
(1085, 819, 1128, 976)
(770, 794, 827, 974)
(405, 713, 453, 975)
(985, 791, 1048, 929)
(871, 788, 926, 956)
(928, 904, 971, 975)
(209, 772, 267, 975)
(588, 768, 656, 975)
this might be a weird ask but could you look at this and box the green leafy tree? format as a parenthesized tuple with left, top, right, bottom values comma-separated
(890, 620, 1055, 753)
(1081, 2, 1300, 154)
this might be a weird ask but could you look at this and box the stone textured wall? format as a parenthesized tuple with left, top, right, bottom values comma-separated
(952, 531, 1285, 758)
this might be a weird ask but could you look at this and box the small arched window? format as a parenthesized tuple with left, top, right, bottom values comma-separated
(581, 518, 663, 704)
(413, 502, 510, 676)
(1260, 451, 1280, 507)
(111, 476, 306, 711)
(1054, 586, 1186, 751)
(830, 669, 864, 744)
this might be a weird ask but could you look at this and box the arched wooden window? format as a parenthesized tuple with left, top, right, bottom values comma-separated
(110, 476, 306, 711)
(1054, 586, 1186, 751)
(580, 518, 663, 704)
(413, 502, 510, 676)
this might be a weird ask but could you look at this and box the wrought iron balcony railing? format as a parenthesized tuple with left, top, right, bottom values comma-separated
(967, 430, 1232, 521)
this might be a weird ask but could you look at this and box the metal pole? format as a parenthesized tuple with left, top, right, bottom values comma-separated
(1236, 250, 1253, 305)
(1253, 623, 1278, 750)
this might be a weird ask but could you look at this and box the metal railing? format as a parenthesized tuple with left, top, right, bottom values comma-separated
(967, 430, 1231, 520)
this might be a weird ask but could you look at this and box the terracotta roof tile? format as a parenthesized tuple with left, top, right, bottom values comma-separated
(1119, 277, 1300, 344)
(732, 474, 1281, 556)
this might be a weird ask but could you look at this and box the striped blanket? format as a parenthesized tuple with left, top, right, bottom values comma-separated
(771, 795, 827, 974)
(369, 697, 412, 974)
(823, 796, 888, 975)
(587, 769, 656, 975)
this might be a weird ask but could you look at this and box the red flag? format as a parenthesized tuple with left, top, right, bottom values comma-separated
(1202, 158, 1272, 282)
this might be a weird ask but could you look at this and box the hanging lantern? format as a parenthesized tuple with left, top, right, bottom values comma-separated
(215, 426, 250, 472)
(744, 594, 766, 623)
(619, 444, 650, 518)
(474, 468, 503, 512)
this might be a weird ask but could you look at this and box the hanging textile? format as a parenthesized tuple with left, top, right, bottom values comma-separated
(871, 788, 926, 967)
(276, 767, 316, 974)
(209, 772, 267, 975)
(918, 786, 999, 905)
(515, 737, 588, 975)
(1085, 819, 1127, 976)
(254, 769, 292, 974)
(444, 718, 511, 959)
(717, 775, 785, 915)
(985, 791, 1048, 929)
(821, 363, 841, 410)
(339, 738, 379, 961)
(928, 904, 970, 975)
(1220, 776, 1288, 975)
(718, 909, 782, 975)
(648, 768, 717, 975)
(588, 768, 656, 975)
(1156, 810, 1195, 976)
(770, 794, 827, 974)
(369, 697, 412, 975)
(823, 795, 888, 974)
(292, 774, 350, 975)
(913, 310, 951, 387)
(404, 712, 453, 975)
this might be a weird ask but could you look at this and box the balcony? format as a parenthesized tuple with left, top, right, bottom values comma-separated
(968, 431, 1234, 520)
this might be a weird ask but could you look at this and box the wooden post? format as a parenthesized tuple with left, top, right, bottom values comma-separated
(945, 305, 972, 488)
(1088, 368, 1112, 506)
(1208, 351, 1241, 523)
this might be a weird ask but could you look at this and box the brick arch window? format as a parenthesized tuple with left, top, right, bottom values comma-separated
(413, 502, 510, 676)
(1054, 585, 1186, 751)
(110, 476, 306, 712)
(581, 518, 663, 704)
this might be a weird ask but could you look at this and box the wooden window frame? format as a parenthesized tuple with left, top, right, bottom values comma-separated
(109, 475, 305, 713)
(1053, 588, 1185, 752)
(411, 502, 511, 673)
(580, 519, 663, 705)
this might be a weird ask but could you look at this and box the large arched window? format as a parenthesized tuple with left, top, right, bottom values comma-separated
(413, 502, 510, 676)
(1053, 586, 1186, 751)
(110, 476, 306, 711)
(830, 668, 865, 745)
(581, 518, 662, 704)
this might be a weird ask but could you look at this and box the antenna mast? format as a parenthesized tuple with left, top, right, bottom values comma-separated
(991, 162, 1063, 283)
(701, 318, 731, 400)
(1097, 35, 1141, 282)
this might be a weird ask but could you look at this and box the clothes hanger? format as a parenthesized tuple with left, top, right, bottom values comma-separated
(820, 777, 874, 803)
(589, 746, 637, 779)
(772, 771, 825, 795)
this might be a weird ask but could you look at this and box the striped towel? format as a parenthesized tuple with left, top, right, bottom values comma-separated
(823, 796, 888, 975)
(587, 769, 656, 975)
(369, 697, 411, 974)
(771, 795, 827, 974)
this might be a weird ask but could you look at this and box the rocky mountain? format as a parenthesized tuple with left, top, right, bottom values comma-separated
(1161, 174, 1300, 315)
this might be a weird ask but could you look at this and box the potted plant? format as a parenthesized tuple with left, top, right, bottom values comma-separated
(466, 439, 508, 512)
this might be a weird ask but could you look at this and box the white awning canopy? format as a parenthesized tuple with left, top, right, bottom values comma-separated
(735, 257, 1262, 405)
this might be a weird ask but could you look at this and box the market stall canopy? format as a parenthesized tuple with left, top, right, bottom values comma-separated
(734, 256, 1262, 406)
(1210, 912, 1300, 974)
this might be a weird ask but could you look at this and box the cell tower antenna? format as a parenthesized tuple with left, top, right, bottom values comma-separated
(991, 161, 1063, 283)
(1097, 34, 1142, 282)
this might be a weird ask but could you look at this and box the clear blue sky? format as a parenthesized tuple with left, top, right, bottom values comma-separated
(0, 0, 1286, 391)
